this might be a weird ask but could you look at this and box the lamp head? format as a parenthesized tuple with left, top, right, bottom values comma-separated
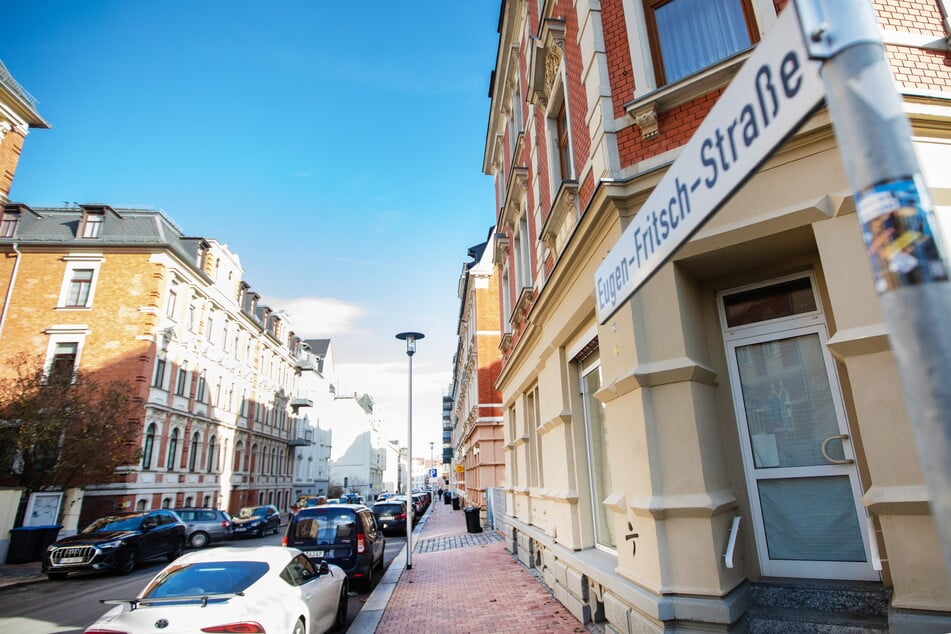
(395, 331, 425, 356)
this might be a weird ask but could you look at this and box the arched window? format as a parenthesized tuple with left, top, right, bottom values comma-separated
(250, 443, 259, 474)
(136, 499, 147, 511)
(162, 497, 171, 509)
(271, 447, 277, 475)
(167, 428, 179, 471)
(142, 423, 156, 469)
(234, 441, 245, 472)
(188, 431, 200, 471)
(184, 495, 193, 506)
(207, 435, 217, 474)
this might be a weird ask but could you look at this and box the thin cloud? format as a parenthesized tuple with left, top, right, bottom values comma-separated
(260, 296, 366, 338)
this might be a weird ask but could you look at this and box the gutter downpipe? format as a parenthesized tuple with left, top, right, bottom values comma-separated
(0, 243, 21, 340)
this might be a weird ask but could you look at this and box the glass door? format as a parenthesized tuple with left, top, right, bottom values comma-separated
(720, 275, 877, 580)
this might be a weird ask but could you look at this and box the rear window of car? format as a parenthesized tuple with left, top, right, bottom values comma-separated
(143, 561, 268, 598)
(177, 510, 218, 522)
(292, 512, 356, 545)
(373, 504, 403, 514)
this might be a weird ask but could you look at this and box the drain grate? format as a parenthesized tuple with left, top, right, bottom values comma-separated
(414, 531, 503, 553)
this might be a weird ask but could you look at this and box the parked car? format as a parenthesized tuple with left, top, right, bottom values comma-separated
(371, 500, 408, 536)
(232, 505, 281, 538)
(83, 545, 348, 634)
(283, 503, 384, 591)
(172, 507, 233, 548)
(43, 509, 186, 580)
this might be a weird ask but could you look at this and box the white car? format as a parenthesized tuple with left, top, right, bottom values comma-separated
(84, 545, 348, 634)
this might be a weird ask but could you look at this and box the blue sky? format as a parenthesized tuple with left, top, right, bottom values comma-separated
(3, 1, 502, 451)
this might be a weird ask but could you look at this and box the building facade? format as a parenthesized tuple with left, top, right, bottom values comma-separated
(290, 338, 335, 501)
(483, 0, 951, 630)
(327, 393, 386, 500)
(449, 233, 505, 510)
(0, 60, 48, 203)
(0, 204, 307, 526)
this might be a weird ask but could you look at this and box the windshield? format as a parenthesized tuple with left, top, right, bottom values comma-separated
(83, 515, 144, 533)
(143, 561, 268, 598)
(237, 507, 265, 519)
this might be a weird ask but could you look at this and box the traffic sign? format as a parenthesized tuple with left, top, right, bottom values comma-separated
(454, 464, 464, 473)
(430, 468, 438, 478)
(595, 3, 824, 324)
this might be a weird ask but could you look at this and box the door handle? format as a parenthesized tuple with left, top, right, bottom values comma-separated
(821, 434, 854, 464)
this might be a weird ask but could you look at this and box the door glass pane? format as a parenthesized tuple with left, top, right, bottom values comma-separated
(759, 477, 866, 561)
(723, 276, 816, 327)
(582, 363, 615, 549)
(735, 334, 842, 468)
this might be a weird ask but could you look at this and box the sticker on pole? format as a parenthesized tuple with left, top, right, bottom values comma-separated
(855, 176, 949, 293)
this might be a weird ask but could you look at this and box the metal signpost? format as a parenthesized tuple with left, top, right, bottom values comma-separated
(594, 0, 951, 578)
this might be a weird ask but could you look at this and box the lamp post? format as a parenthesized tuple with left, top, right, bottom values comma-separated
(396, 331, 423, 570)
(429, 441, 435, 492)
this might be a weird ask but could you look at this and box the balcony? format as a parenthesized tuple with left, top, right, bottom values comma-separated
(290, 397, 313, 412)
(288, 422, 314, 447)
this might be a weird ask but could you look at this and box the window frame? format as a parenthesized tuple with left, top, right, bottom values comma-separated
(1, 211, 20, 238)
(57, 257, 103, 309)
(80, 210, 104, 239)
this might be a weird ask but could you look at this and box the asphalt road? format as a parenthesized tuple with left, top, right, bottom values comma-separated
(0, 529, 406, 633)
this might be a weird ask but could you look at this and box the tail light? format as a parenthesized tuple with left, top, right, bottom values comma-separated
(221, 521, 229, 528)
(86, 629, 129, 634)
(200, 623, 265, 633)
(281, 534, 288, 547)
(357, 533, 366, 554)
(395, 513, 406, 521)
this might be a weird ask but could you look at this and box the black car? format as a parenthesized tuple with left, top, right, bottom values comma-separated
(43, 509, 186, 580)
(283, 503, 384, 591)
(231, 504, 281, 538)
(372, 500, 408, 535)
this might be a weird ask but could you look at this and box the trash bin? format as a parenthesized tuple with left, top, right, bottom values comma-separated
(464, 507, 483, 533)
(5, 525, 61, 564)
(451, 495, 460, 510)
(443, 492, 451, 505)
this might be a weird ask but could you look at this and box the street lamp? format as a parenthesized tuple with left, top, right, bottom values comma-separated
(396, 331, 424, 570)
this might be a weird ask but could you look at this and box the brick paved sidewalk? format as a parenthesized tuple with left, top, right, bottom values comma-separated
(369, 499, 587, 634)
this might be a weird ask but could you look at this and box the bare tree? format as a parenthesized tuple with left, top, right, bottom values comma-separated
(0, 354, 142, 494)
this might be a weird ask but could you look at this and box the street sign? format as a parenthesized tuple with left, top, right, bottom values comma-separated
(430, 468, 438, 478)
(595, 3, 824, 324)
(454, 464, 464, 473)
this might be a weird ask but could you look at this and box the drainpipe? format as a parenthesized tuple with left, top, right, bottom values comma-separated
(0, 243, 21, 340)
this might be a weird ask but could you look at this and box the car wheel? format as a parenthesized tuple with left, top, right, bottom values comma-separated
(360, 564, 375, 592)
(256, 525, 266, 538)
(332, 582, 349, 631)
(291, 617, 305, 634)
(168, 537, 185, 561)
(189, 531, 209, 549)
(116, 547, 138, 575)
(47, 571, 67, 581)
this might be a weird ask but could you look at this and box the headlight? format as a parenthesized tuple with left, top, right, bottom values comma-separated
(97, 540, 123, 551)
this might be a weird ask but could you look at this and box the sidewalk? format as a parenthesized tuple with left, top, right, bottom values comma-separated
(350, 499, 588, 634)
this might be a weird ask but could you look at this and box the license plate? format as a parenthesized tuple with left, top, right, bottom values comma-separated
(60, 556, 84, 564)
(305, 550, 325, 558)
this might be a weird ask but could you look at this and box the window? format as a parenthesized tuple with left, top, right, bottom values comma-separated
(188, 304, 198, 332)
(65, 269, 94, 308)
(206, 436, 217, 473)
(166, 287, 178, 318)
(167, 428, 179, 471)
(1, 211, 19, 237)
(196, 373, 207, 403)
(143, 423, 156, 469)
(81, 210, 104, 238)
(153, 357, 166, 388)
(175, 364, 189, 396)
(206, 313, 215, 343)
(48, 342, 78, 385)
(644, 0, 755, 86)
(579, 348, 615, 550)
(515, 212, 533, 290)
(555, 100, 571, 181)
(188, 432, 200, 471)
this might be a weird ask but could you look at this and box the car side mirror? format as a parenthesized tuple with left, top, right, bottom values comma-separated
(141, 520, 157, 531)
(318, 560, 330, 576)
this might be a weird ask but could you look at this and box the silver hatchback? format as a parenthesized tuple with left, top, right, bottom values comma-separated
(172, 508, 233, 548)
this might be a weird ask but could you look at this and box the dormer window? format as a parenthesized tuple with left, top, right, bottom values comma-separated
(81, 209, 104, 238)
(1, 210, 19, 238)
